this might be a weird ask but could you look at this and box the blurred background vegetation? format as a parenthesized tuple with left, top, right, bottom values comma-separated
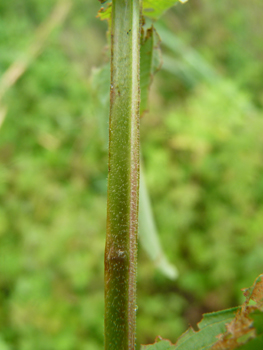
(1, 0, 263, 349)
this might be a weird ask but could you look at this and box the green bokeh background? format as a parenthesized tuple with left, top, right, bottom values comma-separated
(1, 0, 263, 349)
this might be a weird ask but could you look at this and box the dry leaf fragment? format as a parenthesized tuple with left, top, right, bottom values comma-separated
(212, 275, 263, 350)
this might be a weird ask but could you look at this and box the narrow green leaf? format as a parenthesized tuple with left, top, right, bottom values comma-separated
(155, 24, 218, 85)
(140, 26, 162, 116)
(139, 166, 178, 279)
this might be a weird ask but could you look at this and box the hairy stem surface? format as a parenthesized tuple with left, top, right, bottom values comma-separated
(104, 0, 141, 349)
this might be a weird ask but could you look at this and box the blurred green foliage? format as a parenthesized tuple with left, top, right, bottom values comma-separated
(1, 0, 263, 349)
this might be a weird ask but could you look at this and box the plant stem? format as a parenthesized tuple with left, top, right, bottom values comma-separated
(104, 0, 141, 349)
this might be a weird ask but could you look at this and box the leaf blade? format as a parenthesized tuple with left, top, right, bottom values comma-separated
(141, 275, 263, 350)
(143, 0, 184, 20)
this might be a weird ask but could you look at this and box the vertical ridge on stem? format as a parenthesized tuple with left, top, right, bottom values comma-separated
(104, 0, 141, 349)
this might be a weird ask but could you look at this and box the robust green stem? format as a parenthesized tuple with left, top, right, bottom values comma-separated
(104, 0, 141, 349)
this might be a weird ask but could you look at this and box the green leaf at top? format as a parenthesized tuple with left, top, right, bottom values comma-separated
(143, 0, 186, 20)
(97, 0, 187, 22)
